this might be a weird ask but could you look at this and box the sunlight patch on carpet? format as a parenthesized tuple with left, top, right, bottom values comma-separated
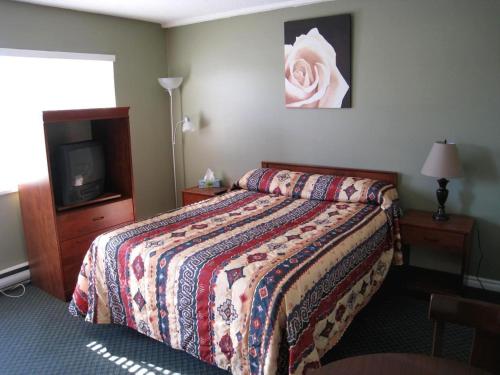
(87, 341, 182, 375)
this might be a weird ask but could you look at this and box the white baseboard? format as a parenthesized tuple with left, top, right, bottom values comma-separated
(464, 275, 500, 293)
(0, 262, 30, 291)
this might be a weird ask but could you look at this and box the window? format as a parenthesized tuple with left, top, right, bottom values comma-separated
(0, 49, 116, 194)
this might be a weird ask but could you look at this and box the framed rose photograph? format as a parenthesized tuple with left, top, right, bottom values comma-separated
(284, 14, 351, 109)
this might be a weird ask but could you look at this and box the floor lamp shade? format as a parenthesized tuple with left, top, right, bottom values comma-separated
(158, 77, 183, 93)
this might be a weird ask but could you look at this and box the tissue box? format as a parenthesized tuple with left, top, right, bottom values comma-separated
(198, 179, 221, 188)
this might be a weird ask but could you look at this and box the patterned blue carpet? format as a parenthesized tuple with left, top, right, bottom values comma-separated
(0, 284, 471, 374)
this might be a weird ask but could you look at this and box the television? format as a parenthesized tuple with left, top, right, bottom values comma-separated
(54, 140, 105, 206)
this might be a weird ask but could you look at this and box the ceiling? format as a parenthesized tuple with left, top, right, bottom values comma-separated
(15, 0, 331, 28)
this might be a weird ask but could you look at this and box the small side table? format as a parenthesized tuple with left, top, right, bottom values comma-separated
(400, 209, 474, 295)
(182, 186, 228, 206)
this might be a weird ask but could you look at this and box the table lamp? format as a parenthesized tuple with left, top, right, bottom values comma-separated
(421, 140, 463, 221)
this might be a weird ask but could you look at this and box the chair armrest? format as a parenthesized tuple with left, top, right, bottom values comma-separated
(429, 294, 500, 335)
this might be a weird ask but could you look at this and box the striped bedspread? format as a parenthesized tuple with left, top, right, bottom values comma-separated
(70, 187, 400, 375)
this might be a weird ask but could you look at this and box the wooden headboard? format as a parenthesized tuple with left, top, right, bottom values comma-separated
(261, 161, 398, 187)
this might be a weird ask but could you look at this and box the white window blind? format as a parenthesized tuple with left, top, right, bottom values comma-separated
(0, 49, 116, 194)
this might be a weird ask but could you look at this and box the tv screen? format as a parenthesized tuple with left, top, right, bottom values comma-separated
(54, 140, 105, 206)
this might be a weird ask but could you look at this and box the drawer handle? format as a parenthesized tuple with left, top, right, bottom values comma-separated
(423, 237, 439, 243)
(92, 216, 105, 221)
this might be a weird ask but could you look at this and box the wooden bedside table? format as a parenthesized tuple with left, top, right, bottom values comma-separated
(182, 186, 228, 206)
(400, 209, 474, 295)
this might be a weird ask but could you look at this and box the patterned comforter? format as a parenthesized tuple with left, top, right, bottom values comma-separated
(70, 169, 401, 375)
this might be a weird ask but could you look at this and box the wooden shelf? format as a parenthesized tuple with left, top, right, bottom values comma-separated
(56, 192, 122, 212)
(18, 107, 136, 301)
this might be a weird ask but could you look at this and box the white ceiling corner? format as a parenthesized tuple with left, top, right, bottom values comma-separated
(14, 0, 333, 28)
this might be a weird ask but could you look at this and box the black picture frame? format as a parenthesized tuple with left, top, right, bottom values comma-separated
(285, 14, 352, 108)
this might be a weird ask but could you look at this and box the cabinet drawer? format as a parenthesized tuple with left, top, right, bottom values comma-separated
(61, 221, 133, 299)
(57, 198, 134, 241)
(401, 226, 464, 251)
(183, 193, 209, 206)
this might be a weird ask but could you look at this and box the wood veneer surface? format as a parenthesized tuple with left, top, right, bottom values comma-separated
(401, 210, 474, 234)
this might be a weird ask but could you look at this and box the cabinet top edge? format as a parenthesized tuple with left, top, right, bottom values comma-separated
(401, 209, 474, 234)
(43, 107, 130, 123)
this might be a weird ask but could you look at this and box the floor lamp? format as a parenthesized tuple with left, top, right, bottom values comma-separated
(158, 77, 193, 207)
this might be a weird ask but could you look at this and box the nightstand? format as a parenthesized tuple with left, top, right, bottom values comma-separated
(182, 186, 228, 206)
(400, 209, 474, 295)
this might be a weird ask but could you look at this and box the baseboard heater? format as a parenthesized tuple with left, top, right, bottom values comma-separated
(0, 262, 30, 291)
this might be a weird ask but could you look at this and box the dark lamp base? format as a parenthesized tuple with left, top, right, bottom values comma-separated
(432, 210, 449, 221)
(433, 178, 450, 222)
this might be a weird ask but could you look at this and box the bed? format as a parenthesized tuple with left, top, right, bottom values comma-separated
(70, 161, 402, 375)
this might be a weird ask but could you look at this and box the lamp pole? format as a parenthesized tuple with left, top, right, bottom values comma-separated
(158, 77, 183, 208)
(169, 90, 179, 207)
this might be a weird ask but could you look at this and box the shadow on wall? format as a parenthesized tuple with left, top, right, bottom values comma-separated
(171, 66, 190, 87)
(198, 111, 211, 130)
(458, 143, 499, 214)
(171, 65, 190, 120)
(398, 173, 435, 212)
(469, 217, 500, 277)
(220, 171, 233, 190)
(0, 192, 27, 269)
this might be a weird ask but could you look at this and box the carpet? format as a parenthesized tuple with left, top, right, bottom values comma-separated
(0, 285, 472, 374)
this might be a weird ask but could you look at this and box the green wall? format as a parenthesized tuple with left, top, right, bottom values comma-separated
(0, 0, 174, 270)
(1, 0, 498, 281)
(166, 0, 500, 279)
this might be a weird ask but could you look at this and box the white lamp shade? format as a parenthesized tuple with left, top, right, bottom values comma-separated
(421, 141, 463, 178)
(181, 116, 194, 132)
(158, 77, 183, 91)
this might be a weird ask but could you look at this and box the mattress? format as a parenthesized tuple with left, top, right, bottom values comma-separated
(70, 170, 401, 375)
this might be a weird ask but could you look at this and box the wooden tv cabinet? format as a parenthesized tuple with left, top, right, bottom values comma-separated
(18, 107, 136, 301)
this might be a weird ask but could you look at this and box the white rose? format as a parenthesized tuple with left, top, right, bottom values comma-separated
(285, 28, 349, 108)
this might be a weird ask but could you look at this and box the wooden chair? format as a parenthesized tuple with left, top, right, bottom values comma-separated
(429, 294, 500, 374)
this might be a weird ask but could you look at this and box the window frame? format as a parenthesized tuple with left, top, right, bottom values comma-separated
(0, 48, 116, 196)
